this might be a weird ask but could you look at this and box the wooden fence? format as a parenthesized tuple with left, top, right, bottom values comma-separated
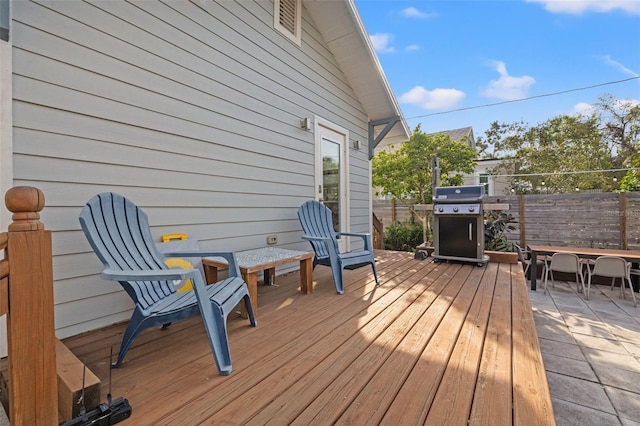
(374, 192, 640, 250)
(373, 199, 415, 226)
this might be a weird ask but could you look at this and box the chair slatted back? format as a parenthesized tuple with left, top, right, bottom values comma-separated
(513, 243, 527, 262)
(592, 256, 628, 278)
(549, 252, 581, 273)
(79, 192, 175, 310)
(297, 200, 339, 260)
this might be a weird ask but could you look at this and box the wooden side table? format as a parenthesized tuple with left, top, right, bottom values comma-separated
(203, 247, 314, 317)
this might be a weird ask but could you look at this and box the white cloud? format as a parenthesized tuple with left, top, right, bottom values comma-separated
(405, 44, 421, 52)
(526, 0, 640, 15)
(399, 86, 466, 110)
(482, 61, 536, 101)
(600, 55, 639, 76)
(574, 102, 596, 116)
(400, 7, 435, 19)
(370, 33, 395, 53)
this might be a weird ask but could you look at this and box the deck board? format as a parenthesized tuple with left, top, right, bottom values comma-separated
(426, 262, 499, 425)
(512, 266, 555, 424)
(469, 263, 513, 426)
(59, 250, 555, 425)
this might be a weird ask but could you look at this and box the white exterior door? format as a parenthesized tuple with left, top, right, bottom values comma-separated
(314, 117, 349, 252)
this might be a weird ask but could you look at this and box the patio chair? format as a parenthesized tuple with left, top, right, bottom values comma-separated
(586, 256, 636, 307)
(514, 242, 547, 279)
(543, 252, 585, 295)
(297, 200, 379, 294)
(79, 192, 256, 375)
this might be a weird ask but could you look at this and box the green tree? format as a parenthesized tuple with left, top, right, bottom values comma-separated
(486, 115, 614, 193)
(481, 94, 640, 193)
(372, 125, 477, 204)
(620, 157, 640, 191)
(594, 93, 640, 165)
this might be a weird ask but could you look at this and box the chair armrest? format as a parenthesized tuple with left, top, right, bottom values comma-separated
(336, 232, 374, 252)
(301, 235, 332, 242)
(162, 250, 242, 277)
(336, 232, 371, 238)
(101, 268, 200, 282)
(336, 232, 371, 239)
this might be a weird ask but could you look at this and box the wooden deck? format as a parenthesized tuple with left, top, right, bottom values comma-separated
(62, 250, 554, 425)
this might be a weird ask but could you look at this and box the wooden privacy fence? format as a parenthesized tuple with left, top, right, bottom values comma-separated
(373, 199, 414, 226)
(0, 186, 58, 425)
(374, 192, 640, 250)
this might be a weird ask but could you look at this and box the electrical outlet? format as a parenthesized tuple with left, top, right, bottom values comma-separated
(266, 235, 277, 245)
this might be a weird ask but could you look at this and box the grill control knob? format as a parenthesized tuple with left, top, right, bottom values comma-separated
(469, 206, 475, 212)
(453, 207, 459, 212)
(438, 207, 444, 212)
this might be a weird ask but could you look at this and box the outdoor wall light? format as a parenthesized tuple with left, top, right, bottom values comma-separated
(300, 117, 311, 130)
(352, 140, 361, 150)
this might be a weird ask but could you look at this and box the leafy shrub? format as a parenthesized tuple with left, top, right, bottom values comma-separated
(384, 221, 424, 252)
(484, 210, 517, 252)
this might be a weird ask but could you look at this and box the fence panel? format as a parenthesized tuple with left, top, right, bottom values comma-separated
(374, 192, 640, 250)
(372, 199, 414, 226)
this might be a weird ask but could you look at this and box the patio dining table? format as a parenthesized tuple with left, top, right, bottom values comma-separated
(527, 244, 640, 291)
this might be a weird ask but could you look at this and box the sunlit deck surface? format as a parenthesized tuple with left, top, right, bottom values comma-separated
(63, 250, 554, 425)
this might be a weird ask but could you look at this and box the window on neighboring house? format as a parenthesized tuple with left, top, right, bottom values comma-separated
(480, 174, 489, 195)
(274, 0, 301, 46)
(0, 0, 9, 42)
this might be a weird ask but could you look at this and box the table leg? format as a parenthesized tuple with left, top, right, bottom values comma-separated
(631, 262, 639, 293)
(530, 250, 538, 291)
(241, 272, 258, 319)
(300, 258, 313, 294)
(203, 264, 219, 285)
(263, 267, 276, 285)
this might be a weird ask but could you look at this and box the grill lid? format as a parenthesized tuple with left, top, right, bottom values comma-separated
(433, 185, 485, 204)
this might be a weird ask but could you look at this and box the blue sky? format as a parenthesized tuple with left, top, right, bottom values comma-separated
(354, 0, 640, 143)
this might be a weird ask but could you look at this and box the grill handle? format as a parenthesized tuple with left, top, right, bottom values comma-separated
(469, 223, 472, 240)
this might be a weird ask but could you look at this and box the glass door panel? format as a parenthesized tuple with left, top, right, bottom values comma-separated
(322, 138, 341, 232)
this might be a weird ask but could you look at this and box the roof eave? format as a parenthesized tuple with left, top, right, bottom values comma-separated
(304, 0, 410, 146)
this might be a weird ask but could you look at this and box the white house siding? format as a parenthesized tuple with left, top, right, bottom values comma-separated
(462, 158, 511, 196)
(0, 30, 12, 359)
(10, 0, 373, 338)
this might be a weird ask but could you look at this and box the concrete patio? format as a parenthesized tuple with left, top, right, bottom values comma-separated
(530, 279, 640, 425)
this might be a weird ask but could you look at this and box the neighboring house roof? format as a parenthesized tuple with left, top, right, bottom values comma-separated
(305, 0, 410, 146)
(431, 126, 475, 149)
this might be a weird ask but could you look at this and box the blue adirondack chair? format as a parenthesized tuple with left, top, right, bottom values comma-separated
(79, 192, 256, 376)
(297, 200, 379, 294)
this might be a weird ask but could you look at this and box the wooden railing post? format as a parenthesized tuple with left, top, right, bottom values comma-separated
(619, 192, 628, 250)
(4, 186, 58, 424)
(372, 212, 384, 249)
(519, 194, 526, 248)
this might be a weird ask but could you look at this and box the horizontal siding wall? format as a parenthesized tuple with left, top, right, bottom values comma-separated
(373, 192, 640, 250)
(11, 0, 372, 338)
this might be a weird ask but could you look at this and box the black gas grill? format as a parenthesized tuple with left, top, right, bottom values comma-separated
(432, 185, 489, 266)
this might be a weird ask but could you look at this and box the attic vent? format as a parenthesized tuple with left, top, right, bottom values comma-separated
(274, 0, 301, 45)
